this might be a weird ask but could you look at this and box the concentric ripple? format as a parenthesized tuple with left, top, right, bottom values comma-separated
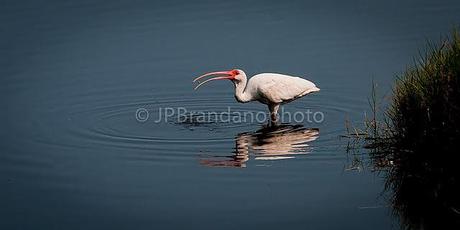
(22, 81, 368, 166)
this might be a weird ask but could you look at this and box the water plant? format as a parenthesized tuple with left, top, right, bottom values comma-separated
(387, 29, 460, 229)
(346, 29, 460, 229)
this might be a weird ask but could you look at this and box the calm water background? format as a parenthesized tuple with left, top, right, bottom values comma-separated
(1, 0, 459, 229)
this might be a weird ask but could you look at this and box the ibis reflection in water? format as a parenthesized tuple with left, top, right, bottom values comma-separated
(199, 124, 319, 168)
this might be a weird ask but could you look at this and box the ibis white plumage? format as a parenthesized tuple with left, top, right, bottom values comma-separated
(193, 69, 320, 125)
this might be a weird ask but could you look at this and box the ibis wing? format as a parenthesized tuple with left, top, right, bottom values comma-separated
(256, 74, 318, 104)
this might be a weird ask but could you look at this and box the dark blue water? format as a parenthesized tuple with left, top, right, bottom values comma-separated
(1, 0, 459, 229)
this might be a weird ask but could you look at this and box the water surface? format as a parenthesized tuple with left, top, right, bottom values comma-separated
(1, 0, 460, 229)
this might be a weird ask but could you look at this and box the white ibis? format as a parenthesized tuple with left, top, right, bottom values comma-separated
(193, 69, 320, 124)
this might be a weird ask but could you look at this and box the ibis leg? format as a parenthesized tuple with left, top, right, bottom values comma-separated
(268, 104, 280, 126)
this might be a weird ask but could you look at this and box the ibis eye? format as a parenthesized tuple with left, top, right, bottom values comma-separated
(232, 70, 239, 75)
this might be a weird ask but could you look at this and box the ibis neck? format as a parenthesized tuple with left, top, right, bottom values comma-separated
(234, 77, 252, 103)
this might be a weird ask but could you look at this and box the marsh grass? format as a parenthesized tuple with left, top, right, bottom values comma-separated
(387, 30, 460, 229)
(347, 30, 460, 152)
(345, 29, 460, 229)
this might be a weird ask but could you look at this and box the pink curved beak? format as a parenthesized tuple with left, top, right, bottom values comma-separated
(193, 71, 235, 90)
